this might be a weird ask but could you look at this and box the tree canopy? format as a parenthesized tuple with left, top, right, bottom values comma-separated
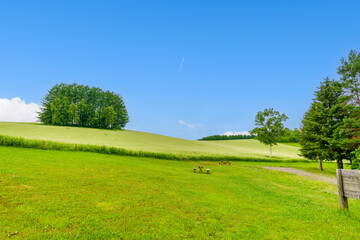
(250, 108, 288, 158)
(299, 78, 346, 169)
(279, 128, 300, 143)
(39, 83, 129, 129)
(338, 49, 360, 106)
(300, 50, 360, 169)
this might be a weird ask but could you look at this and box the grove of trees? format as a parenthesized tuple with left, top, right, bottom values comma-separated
(299, 50, 360, 169)
(39, 83, 129, 129)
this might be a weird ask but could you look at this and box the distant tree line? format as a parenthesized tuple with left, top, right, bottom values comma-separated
(199, 128, 299, 142)
(199, 134, 255, 141)
(39, 83, 129, 129)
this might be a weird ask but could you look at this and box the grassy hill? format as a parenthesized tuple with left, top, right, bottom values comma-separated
(0, 122, 302, 160)
(2, 123, 359, 239)
(1, 147, 359, 239)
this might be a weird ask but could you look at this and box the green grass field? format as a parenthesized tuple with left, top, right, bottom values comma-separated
(0, 122, 302, 160)
(280, 142, 301, 147)
(1, 146, 360, 239)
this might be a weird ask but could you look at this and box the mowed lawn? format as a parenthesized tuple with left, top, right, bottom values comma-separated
(1, 147, 360, 239)
(0, 122, 302, 160)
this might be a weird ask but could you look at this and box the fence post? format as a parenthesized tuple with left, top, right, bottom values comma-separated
(336, 169, 349, 209)
(42, 141, 45, 149)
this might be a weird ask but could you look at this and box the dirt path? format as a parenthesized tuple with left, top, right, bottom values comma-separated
(262, 167, 337, 185)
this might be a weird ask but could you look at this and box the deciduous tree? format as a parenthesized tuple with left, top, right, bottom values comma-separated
(250, 108, 288, 158)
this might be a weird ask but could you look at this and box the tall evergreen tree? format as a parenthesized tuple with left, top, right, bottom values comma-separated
(338, 49, 360, 106)
(299, 78, 343, 169)
(300, 51, 360, 169)
(336, 50, 360, 167)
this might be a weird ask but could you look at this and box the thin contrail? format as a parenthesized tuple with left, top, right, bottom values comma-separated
(178, 56, 185, 73)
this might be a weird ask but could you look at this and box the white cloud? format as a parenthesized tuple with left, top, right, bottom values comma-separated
(222, 131, 250, 136)
(0, 97, 41, 122)
(178, 120, 204, 130)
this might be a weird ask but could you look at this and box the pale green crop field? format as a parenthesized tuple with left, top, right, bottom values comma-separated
(1, 147, 359, 239)
(0, 122, 302, 160)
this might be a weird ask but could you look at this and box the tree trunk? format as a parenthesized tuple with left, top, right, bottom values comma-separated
(270, 145, 272, 158)
(336, 159, 343, 169)
(319, 160, 323, 171)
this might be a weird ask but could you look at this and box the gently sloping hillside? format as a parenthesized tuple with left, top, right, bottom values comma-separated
(0, 122, 303, 160)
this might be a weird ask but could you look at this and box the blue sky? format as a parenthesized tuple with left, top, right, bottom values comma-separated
(0, 0, 360, 139)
